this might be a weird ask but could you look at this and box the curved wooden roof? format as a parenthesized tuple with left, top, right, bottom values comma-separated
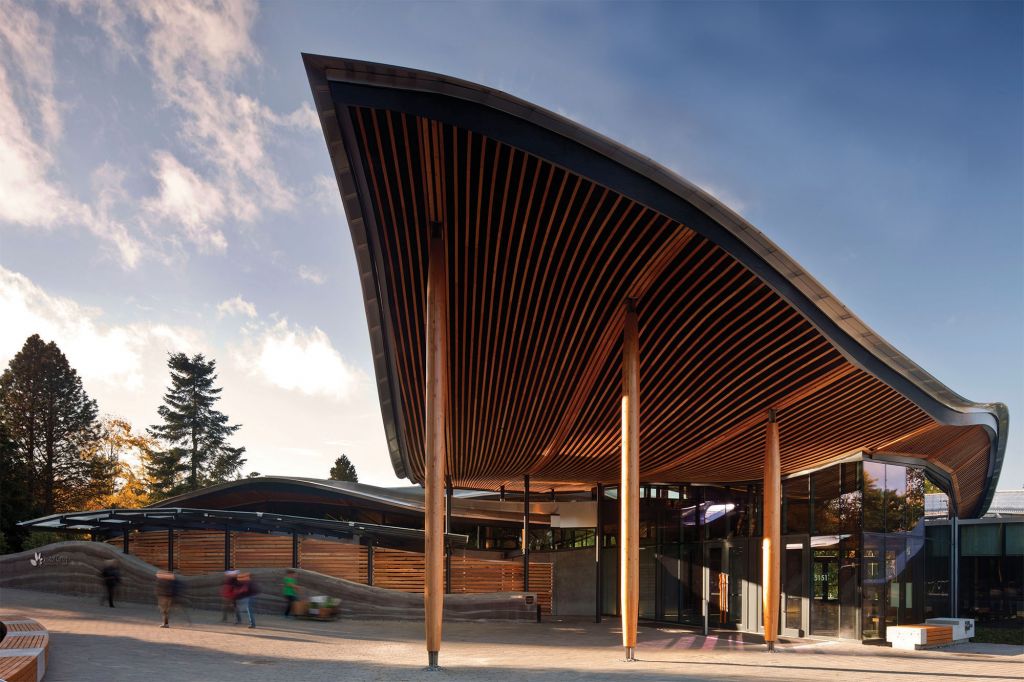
(303, 55, 1007, 518)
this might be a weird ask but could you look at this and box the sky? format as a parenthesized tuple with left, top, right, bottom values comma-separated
(0, 1, 1020, 490)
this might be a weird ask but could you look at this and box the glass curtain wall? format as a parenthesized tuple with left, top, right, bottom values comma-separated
(596, 459, 926, 640)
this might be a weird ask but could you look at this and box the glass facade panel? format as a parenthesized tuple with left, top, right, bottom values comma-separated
(839, 462, 862, 533)
(962, 524, 1001, 556)
(925, 524, 951, 618)
(783, 476, 810, 535)
(1007, 524, 1024, 556)
(862, 533, 884, 639)
(863, 461, 886, 532)
(885, 464, 908, 533)
(812, 467, 841, 535)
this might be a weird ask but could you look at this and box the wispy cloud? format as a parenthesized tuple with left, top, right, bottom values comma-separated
(217, 295, 257, 319)
(0, 0, 144, 268)
(298, 265, 326, 285)
(1, 0, 317, 267)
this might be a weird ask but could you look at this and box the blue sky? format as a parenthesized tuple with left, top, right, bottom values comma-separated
(0, 1, 1020, 489)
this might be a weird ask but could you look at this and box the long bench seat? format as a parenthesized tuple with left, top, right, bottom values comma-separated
(0, 615, 49, 682)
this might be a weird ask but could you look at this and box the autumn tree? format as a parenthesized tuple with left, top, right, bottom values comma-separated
(148, 353, 245, 498)
(0, 334, 106, 516)
(329, 453, 358, 482)
(81, 418, 157, 509)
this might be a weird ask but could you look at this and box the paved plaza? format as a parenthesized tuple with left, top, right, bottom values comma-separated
(1, 588, 1020, 681)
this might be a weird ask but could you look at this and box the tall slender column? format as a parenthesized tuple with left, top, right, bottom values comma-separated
(595, 483, 604, 624)
(292, 532, 299, 569)
(523, 475, 531, 592)
(167, 529, 174, 572)
(620, 300, 640, 661)
(762, 409, 781, 651)
(122, 529, 130, 554)
(424, 227, 448, 669)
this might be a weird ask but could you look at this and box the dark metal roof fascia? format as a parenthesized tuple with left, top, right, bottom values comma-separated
(301, 54, 1007, 519)
(150, 477, 553, 524)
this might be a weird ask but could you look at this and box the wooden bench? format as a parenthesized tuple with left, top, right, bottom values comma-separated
(886, 624, 954, 650)
(0, 615, 49, 682)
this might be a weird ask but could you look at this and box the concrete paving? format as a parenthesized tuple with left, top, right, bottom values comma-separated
(1, 588, 1021, 681)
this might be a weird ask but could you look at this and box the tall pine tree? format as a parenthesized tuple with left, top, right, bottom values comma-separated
(148, 353, 245, 497)
(329, 453, 358, 482)
(0, 334, 104, 516)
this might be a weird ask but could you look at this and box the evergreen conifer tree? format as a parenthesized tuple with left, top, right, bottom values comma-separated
(0, 334, 103, 516)
(148, 353, 245, 497)
(329, 453, 358, 482)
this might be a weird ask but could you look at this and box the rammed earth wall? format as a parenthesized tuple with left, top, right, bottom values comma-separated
(0, 541, 538, 621)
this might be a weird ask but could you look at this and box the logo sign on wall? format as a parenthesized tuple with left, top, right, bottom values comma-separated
(29, 551, 71, 568)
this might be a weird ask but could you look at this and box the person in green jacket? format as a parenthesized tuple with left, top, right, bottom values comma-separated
(283, 569, 298, 617)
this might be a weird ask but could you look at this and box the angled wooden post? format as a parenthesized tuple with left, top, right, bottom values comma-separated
(621, 300, 640, 661)
(762, 409, 781, 652)
(424, 225, 448, 669)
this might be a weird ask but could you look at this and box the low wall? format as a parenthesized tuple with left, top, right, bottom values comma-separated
(0, 542, 538, 622)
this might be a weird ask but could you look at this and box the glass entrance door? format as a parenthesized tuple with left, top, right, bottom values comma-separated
(782, 539, 807, 637)
(704, 541, 743, 629)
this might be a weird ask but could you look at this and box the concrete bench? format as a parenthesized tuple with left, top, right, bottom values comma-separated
(0, 615, 49, 682)
(886, 618, 974, 650)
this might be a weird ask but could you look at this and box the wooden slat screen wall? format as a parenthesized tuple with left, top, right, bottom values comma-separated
(233, 533, 293, 569)
(177, 530, 226, 575)
(299, 538, 366, 583)
(127, 530, 169, 570)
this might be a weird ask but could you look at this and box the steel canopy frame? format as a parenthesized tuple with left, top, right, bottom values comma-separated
(303, 54, 1006, 519)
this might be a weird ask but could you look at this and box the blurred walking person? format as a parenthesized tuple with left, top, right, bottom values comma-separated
(283, 569, 299, 617)
(235, 572, 258, 628)
(221, 570, 241, 624)
(155, 570, 179, 628)
(100, 559, 121, 608)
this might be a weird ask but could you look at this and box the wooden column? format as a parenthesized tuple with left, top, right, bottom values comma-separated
(424, 227, 448, 669)
(762, 409, 781, 651)
(620, 300, 640, 661)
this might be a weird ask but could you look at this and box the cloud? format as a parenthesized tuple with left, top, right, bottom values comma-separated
(233, 319, 364, 401)
(144, 151, 228, 252)
(0, 1, 144, 268)
(298, 265, 326, 285)
(0, 265, 204, 391)
(217, 295, 257, 319)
